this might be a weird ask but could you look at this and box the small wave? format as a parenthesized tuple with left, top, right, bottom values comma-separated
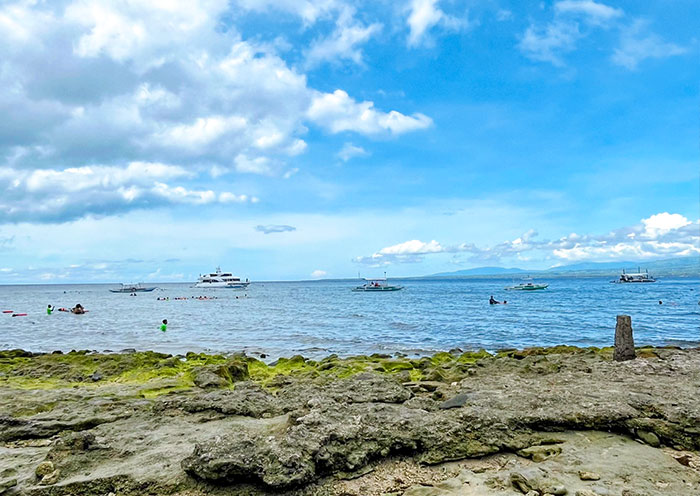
(662, 338, 700, 347)
(293, 346, 330, 353)
(389, 321, 419, 331)
(571, 336, 601, 344)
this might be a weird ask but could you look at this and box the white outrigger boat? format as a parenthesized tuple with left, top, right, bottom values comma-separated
(194, 267, 250, 289)
(109, 283, 157, 293)
(613, 268, 656, 283)
(505, 277, 548, 291)
(352, 274, 403, 292)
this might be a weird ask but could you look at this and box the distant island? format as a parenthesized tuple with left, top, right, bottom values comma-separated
(424, 256, 700, 279)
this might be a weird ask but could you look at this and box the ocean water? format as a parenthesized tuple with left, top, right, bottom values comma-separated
(0, 278, 698, 359)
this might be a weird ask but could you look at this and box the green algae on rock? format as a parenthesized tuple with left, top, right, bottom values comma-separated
(0, 345, 649, 392)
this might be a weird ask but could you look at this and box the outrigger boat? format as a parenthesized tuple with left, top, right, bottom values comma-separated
(109, 283, 157, 293)
(505, 277, 548, 291)
(613, 268, 656, 283)
(352, 273, 403, 292)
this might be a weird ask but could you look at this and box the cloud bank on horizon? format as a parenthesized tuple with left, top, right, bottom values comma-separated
(0, 0, 697, 281)
(354, 213, 700, 267)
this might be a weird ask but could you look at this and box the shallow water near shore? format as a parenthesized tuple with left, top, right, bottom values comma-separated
(0, 277, 698, 358)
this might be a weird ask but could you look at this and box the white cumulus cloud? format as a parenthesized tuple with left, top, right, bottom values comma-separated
(554, 1, 623, 25)
(354, 213, 699, 266)
(519, 20, 582, 66)
(406, 0, 465, 47)
(519, 2, 687, 70)
(640, 212, 692, 238)
(611, 21, 687, 69)
(379, 239, 443, 255)
(518, 0, 622, 65)
(354, 239, 444, 265)
(337, 143, 369, 162)
(308, 90, 433, 136)
(157, 116, 247, 149)
(0, 0, 433, 223)
(233, 0, 340, 26)
(0, 162, 254, 222)
(305, 7, 381, 67)
(256, 224, 297, 234)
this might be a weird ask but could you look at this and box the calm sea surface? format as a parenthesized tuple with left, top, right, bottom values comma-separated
(1, 278, 698, 359)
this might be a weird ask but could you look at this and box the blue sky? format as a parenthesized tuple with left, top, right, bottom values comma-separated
(0, 0, 698, 282)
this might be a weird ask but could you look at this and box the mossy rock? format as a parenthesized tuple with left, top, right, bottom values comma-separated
(457, 349, 491, 362)
(219, 358, 250, 382)
(430, 352, 454, 366)
(370, 353, 391, 359)
(422, 368, 446, 382)
(452, 363, 477, 375)
(35, 461, 55, 478)
(291, 369, 320, 381)
(413, 357, 435, 371)
(317, 360, 339, 371)
(420, 438, 500, 464)
(287, 355, 307, 365)
(0, 349, 34, 359)
(380, 359, 415, 373)
(595, 347, 615, 359)
(546, 345, 586, 355)
(495, 348, 518, 355)
(511, 347, 546, 359)
(155, 357, 181, 369)
(636, 346, 659, 359)
(191, 367, 228, 389)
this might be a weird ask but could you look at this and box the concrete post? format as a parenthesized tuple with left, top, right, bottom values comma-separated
(614, 315, 635, 361)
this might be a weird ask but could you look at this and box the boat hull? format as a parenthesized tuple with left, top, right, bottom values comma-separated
(505, 284, 548, 291)
(109, 287, 156, 293)
(352, 286, 403, 292)
(193, 282, 250, 289)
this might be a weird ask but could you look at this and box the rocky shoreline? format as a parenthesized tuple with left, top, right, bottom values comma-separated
(1, 346, 699, 495)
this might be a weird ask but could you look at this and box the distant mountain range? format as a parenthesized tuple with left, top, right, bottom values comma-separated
(427, 256, 700, 278)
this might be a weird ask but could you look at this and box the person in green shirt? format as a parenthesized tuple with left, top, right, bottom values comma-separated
(47, 305, 54, 315)
(160, 319, 168, 332)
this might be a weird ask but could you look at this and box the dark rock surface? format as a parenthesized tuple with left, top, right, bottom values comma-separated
(181, 349, 700, 489)
(438, 393, 471, 410)
(0, 347, 699, 495)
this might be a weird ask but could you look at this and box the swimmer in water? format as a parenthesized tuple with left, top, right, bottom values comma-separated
(160, 319, 168, 332)
(47, 304, 54, 315)
(71, 303, 85, 314)
(489, 295, 499, 305)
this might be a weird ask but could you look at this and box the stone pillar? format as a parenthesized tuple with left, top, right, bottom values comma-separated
(614, 315, 635, 361)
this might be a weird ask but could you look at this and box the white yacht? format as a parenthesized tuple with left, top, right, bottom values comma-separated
(194, 267, 250, 289)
